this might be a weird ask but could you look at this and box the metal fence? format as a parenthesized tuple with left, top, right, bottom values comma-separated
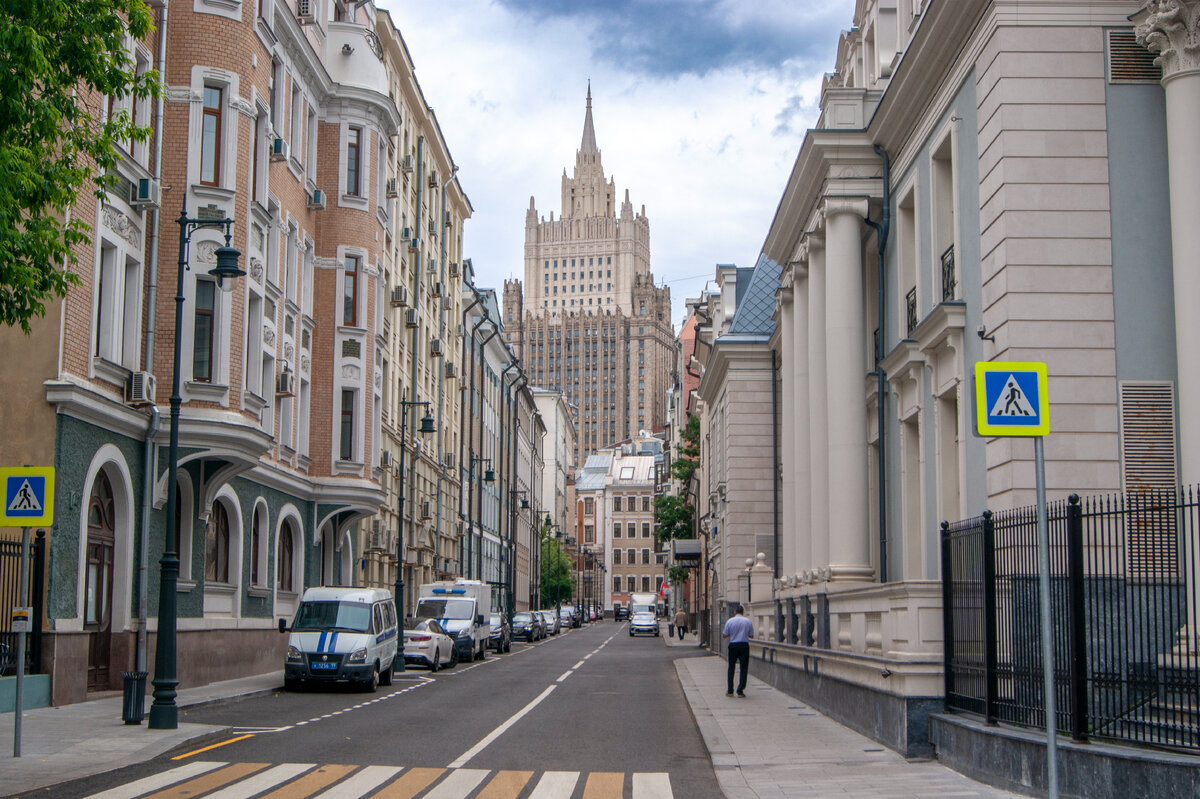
(942, 488, 1200, 752)
(0, 531, 46, 676)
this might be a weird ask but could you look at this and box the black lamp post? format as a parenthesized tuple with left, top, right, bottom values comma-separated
(507, 489, 526, 622)
(395, 391, 434, 643)
(149, 205, 243, 730)
(468, 457, 494, 579)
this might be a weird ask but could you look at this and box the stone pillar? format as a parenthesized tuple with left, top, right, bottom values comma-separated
(823, 199, 874, 583)
(1137, 0, 1200, 658)
(1137, 2, 1200, 485)
(807, 233, 830, 579)
(792, 258, 812, 577)
(777, 275, 797, 579)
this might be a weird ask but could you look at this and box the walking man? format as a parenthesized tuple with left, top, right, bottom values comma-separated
(722, 604, 753, 697)
(674, 607, 688, 640)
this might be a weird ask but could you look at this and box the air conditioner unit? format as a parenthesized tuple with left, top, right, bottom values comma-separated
(307, 188, 325, 210)
(295, 0, 315, 23)
(428, 219, 437, 236)
(442, 296, 452, 311)
(401, 154, 414, 173)
(270, 137, 289, 161)
(402, 226, 413, 239)
(431, 281, 443, 298)
(276, 365, 296, 397)
(444, 362, 457, 378)
(126, 370, 156, 406)
(369, 532, 381, 549)
(430, 339, 444, 357)
(407, 238, 420, 252)
(420, 501, 432, 520)
(386, 178, 399, 198)
(130, 178, 161, 208)
(428, 170, 439, 188)
(390, 285, 408, 307)
(405, 308, 419, 328)
(444, 452, 456, 469)
(426, 257, 436, 274)
(380, 450, 393, 468)
(444, 211, 452, 228)
(448, 261, 460, 278)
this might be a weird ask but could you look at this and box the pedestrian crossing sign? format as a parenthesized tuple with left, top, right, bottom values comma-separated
(0, 467, 54, 526)
(975, 362, 1049, 437)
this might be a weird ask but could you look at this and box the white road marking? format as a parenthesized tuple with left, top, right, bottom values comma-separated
(556, 670, 573, 683)
(447, 685, 558, 768)
(311, 765, 402, 798)
(203, 763, 315, 799)
(422, 768, 490, 798)
(572, 660, 585, 669)
(632, 772, 674, 799)
(526, 771, 580, 799)
(81, 761, 226, 799)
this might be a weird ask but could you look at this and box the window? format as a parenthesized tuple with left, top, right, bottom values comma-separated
(613, 549, 621, 565)
(613, 496, 621, 512)
(252, 108, 268, 202)
(346, 126, 362, 196)
(642, 496, 651, 513)
(250, 509, 263, 585)
(205, 501, 230, 583)
(343, 256, 359, 326)
(289, 82, 303, 164)
(642, 522, 651, 538)
(626, 548, 635, 564)
(613, 522, 621, 539)
(584, 525, 593, 544)
(306, 109, 318, 182)
(584, 497, 594, 515)
(627, 522, 636, 539)
(94, 241, 141, 369)
(641, 576, 651, 592)
(613, 576, 621, 593)
(200, 85, 222, 186)
(642, 548, 650, 565)
(192, 280, 216, 382)
(620, 466, 635, 479)
(278, 521, 295, 592)
(340, 389, 356, 460)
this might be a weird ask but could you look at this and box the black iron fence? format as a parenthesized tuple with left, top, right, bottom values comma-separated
(942, 488, 1200, 752)
(0, 531, 46, 676)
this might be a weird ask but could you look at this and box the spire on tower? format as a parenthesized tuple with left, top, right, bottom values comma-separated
(580, 82, 598, 153)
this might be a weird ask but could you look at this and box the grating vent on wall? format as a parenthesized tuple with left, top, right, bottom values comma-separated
(1107, 29, 1161, 84)
(1119, 381, 1178, 578)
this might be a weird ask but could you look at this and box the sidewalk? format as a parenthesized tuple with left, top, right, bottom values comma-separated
(0, 670, 281, 795)
(670, 640, 1026, 798)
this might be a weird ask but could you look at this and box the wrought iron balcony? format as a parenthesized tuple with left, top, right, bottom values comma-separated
(905, 287, 918, 336)
(941, 244, 956, 302)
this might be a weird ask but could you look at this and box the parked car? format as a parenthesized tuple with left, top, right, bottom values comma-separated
(403, 618, 457, 671)
(511, 611, 544, 642)
(588, 607, 598, 622)
(282, 587, 398, 692)
(613, 605, 628, 621)
(538, 609, 561, 636)
(559, 607, 578, 629)
(488, 613, 511, 653)
(629, 610, 660, 637)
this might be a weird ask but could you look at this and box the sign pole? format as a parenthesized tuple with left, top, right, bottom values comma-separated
(13, 525, 30, 757)
(1034, 437, 1057, 799)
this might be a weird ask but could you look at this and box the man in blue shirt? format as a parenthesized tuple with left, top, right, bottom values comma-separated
(722, 604, 754, 697)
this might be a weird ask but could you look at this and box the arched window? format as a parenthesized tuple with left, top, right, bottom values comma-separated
(206, 501, 230, 583)
(278, 523, 295, 593)
(250, 508, 263, 586)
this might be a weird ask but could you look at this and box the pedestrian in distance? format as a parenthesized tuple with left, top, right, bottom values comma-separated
(674, 608, 687, 640)
(722, 603, 753, 697)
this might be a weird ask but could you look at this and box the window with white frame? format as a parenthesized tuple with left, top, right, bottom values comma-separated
(284, 222, 298, 303)
(306, 108, 318, 184)
(340, 388, 357, 461)
(343, 255, 360, 326)
(346, 126, 363, 196)
(289, 80, 303, 167)
(252, 106, 268, 204)
(244, 292, 263, 394)
(298, 377, 311, 457)
(192, 279, 217, 382)
(94, 239, 142, 370)
(200, 85, 223, 186)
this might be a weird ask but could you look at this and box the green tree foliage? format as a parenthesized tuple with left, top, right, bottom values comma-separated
(654, 492, 693, 542)
(667, 564, 691, 586)
(0, 0, 160, 332)
(540, 535, 575, 608)
(670, 415, 700, 485)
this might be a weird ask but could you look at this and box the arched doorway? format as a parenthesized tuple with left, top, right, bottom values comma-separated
(85, 471, 115, 690)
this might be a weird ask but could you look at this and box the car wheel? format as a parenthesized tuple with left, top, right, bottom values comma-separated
(380, 662, 394, 686)
(365, 664, 379, 693)
(430, 650, 440, 672)
(478, 643, 487, 660)
(448, 647, 458, 668)
(504, 640, 511, 653)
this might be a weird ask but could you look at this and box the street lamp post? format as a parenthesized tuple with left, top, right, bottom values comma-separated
(395, 392, 435, 642)
(467, 456, 494, 580)
(149, 204, 243, 730)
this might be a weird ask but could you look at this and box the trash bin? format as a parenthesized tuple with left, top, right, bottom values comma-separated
(668, 623, 675, 637)
(122, 671, 147, 725)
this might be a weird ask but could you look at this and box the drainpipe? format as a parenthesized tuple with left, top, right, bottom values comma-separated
(459, 289, 482, 574)
(137, 0, 171, 674)
(863, 145, 892, 583)
(771, 350, 779, 579)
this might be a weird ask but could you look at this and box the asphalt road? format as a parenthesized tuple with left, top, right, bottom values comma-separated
(37, 621, 722, 799)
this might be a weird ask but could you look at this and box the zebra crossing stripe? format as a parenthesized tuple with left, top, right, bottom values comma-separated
(203, 763, 316, 799)
(370, 767, 445, 798)
(143, 762, 269, 798)
(582, 771, 624, 799)
(526, 771, 580, 799)
(632, 772, 673, 799)
(421, 768, 490, 799)
(475, 769, 534, 799)
(310, 765, 402, 798)
(257, 763, 357, 798)
(80, 761, 226, 799)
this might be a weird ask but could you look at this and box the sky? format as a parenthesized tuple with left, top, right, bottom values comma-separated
(376, 0, 857, 329)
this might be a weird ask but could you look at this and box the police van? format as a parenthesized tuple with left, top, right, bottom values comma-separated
(280, 587, 398, 691)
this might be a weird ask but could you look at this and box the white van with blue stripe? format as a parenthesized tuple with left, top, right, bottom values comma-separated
(280, 587, 398, 692)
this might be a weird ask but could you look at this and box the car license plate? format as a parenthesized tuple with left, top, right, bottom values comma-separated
(311, 661, 337, 670)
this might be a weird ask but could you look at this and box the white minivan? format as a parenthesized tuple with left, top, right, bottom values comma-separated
(281, 587, 398, 692)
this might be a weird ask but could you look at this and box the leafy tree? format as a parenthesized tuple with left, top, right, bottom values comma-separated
(667, 564, 691, 586)
(540, 535, 575, 608)
(671, 415, 701, 485)
(0, 0, 160, 332)
(654, 492, 693, 542)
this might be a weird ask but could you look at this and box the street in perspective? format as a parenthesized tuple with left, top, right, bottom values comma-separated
(4, 1, 1200, 798)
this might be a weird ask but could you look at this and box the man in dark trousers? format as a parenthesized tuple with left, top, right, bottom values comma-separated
(722, 604, 753, 697)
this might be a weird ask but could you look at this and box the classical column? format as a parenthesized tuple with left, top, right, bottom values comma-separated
(807, 233, 830, 579)
(1136, 0, 1200, 658)
(792, 255, 812, 578)
(823, 198, 874, 583)
(1137, 2, 1200, 485)
(777, 273, 797, 579)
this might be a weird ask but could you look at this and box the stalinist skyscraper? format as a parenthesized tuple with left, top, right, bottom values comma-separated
(503, 88, 673, 466)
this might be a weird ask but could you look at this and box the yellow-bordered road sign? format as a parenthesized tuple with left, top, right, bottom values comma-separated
(0, 467, 55, 526)
(975, 362, 1050, 437)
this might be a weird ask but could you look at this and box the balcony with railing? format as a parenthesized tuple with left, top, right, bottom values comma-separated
(905, 287, 918, 336)
(941, 244, 956, 302)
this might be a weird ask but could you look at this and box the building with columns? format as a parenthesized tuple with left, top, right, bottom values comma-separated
(502, 88, 674, 467)
(727, 0, 1192, 763)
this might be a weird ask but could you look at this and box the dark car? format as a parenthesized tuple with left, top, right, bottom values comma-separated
(511, 611, 544, 642)
(614, 605, 628, 621)
(488, 612, 511, 653)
